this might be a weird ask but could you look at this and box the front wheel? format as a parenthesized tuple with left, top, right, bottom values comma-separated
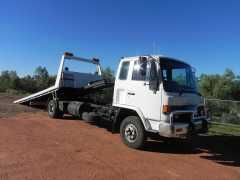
(120, 116, 146, 149)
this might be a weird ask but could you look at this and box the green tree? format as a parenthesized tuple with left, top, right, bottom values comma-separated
(34, 66, 50, 90)
(19, 75, 38, 93)
(0, 70, 20, 91)
(198, 69, 240, 123)
(48, 75, 56, 87)
(97, 67, 115, 103)
(199, 69, 239, 100)
(199, 74, 221, 98)
(101, 67, 115, 81)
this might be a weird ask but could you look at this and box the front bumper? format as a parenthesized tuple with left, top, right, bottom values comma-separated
(158, 112, 210, 138)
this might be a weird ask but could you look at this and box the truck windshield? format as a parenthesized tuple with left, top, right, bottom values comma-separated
(160, 58, 197, 93)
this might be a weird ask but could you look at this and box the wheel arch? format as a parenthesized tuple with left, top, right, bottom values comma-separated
(112, 106, 149, 133)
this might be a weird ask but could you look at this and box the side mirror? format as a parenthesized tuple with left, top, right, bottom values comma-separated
(139, 63, 147, 76)
(149, 61, 159, 91)
(139, 56, 147, 76)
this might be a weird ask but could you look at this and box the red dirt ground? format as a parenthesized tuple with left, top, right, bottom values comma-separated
(0, 112, 239, 180)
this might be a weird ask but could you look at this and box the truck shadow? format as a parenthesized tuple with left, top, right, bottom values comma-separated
(60, 116, 240, 167)
(197, 135, 240, 167)
(143, 135, 240, 167)
(61, 115, 113, 131)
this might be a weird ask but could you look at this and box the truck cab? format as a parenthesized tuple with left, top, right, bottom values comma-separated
(113, 55, 210, 147)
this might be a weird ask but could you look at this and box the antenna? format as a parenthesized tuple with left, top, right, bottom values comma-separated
(153, 42, 160, 55)
(153, 42, 156, 54)
(153, 42, 161, 55)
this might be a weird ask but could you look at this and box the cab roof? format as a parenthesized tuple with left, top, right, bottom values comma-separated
(121, 54, 191, 67)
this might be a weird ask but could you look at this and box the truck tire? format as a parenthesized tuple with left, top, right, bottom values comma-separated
(48, 100, 63, 119)
(120, 116, 146, 149)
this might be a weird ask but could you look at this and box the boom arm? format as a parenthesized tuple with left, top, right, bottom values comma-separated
(55, 52, 102, 88)
(14, 52, 102, 104)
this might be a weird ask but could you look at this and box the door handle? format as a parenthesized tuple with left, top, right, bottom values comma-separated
(144, 82, 150, 86)
(127, 92, 135, 95)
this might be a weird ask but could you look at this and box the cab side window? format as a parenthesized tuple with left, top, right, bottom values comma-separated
(118, 61, 130, 80)
(132, 59, 147, 81)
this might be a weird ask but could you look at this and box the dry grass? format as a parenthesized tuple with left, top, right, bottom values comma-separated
(0, 93, 39, 118)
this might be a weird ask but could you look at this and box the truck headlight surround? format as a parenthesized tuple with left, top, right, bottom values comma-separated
(162, 105, 171, 114)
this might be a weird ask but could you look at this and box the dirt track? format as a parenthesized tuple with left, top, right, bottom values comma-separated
(0, 112, 239, 180)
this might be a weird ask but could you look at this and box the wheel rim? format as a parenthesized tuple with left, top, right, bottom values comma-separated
(124, 124, 138, 143)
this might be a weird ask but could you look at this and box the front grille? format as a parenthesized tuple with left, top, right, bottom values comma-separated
(173, 113, 192, 123)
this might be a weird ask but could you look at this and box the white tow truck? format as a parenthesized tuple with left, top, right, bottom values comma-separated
(15, 52, 210, 149)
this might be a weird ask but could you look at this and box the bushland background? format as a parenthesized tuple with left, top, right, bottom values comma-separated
(0, 66, 239, 135)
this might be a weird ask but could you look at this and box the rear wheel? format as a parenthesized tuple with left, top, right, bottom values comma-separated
(47, 100, 63, 118)
(120, 116, 146, 149)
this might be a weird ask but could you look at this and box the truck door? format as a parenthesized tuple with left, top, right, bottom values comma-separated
(126, 57, 161, 121)
(113, 60, 131, 105)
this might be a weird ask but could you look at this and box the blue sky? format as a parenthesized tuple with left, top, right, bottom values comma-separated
(0, 0, 239, 76)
